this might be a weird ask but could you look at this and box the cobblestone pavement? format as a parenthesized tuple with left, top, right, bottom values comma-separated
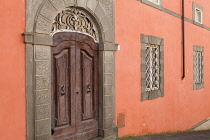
(119, 130, 210, 140)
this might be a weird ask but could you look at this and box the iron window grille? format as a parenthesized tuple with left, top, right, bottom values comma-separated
(193, 45, 204, 90)
(145, 44, 160, 91)
(195, 51, 202, 84)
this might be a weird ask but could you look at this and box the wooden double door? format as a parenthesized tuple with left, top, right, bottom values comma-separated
(51, 33, 99, 140)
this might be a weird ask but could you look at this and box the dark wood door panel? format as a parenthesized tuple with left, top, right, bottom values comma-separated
(75, 43, 99, 134)
(52, 32, 99, 139)
(81, 51, 94, 120)
(54, 49, 69, 126)
(52, 42, 76, 136)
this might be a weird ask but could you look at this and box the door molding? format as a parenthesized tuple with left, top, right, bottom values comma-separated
(24, 1, 117, 139)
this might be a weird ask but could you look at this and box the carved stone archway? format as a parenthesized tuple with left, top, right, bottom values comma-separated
(24, 0, 117, 139)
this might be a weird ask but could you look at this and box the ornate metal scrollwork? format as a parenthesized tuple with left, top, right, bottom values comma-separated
(52, 7, 99, 42)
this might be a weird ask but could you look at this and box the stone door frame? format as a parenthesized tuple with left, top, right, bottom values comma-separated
(24, 0, 117, 139)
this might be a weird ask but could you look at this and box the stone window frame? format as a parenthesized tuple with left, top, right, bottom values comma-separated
(141, 34, 164, 101)
(137, 0, 163, 11)
(193, 45, 204, 90)
(193, 2, 203, 25)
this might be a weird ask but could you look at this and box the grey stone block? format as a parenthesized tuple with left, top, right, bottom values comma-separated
(39, 0, 57, 21)
(156, 37, 162, 45)
(148, 35, 156, 44)
(141, 63, 146, 72)
(104, 117, 114, 129)
(77, 0, 86, 7)
(36, 133, 51, 140)
(99, 126, 118, 138)
(101, 16, 112, 32)
(104, 52, 113, 62)
(36, 90, 50, 105)
(104, 85, 112, 96)
(101, 42, 118, 51)
(104, 96, 113, 107)
(143, 35, 149, 44)
(35, 46, 50, 60)
(34, 34, 53, 46)
(87, 0, 98, 12)
(63, 0, 75, 5)
(104, 74, 113, 85)
(36, 119, 51, 136)
(104, 106, 113, 118)
(99, 0, 113, 20)
(141, 90, 149, 101)
(95, 4, 106, 21)
(35, 104, 51, 120)
(141, 79, 146, 86)
(104, 29, 114, 42)
(24, 33, 34, 44)
(35, 15, 52, 34)
(26, 0, 43, 32)
(36, 76, 50, 90)
(160, 38, 164, 46)
(36, 61, 50, 75)
(104, 63, 113, 74)
(49, 0, 65, 10)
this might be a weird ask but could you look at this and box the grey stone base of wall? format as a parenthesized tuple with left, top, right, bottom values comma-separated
(187, 117, 210, 131)
(92, 126, 118, 140)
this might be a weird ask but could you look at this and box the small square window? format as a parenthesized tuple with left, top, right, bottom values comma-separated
(193, 3, 203, 25)
(148, 0, 160, 5)
(195, 8, 202, 24)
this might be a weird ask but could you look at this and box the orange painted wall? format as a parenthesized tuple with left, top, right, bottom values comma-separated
(0, 0, 26, 140)
(115, 0, 210, 137)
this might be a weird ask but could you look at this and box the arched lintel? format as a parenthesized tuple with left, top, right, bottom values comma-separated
(32, 0, 117, 50)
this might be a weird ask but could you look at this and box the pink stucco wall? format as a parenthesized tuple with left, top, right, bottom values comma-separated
(115, 0, 210, 137)
(0, 0, 26, 139)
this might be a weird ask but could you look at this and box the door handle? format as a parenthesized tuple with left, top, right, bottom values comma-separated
(60, 85, 65, 96)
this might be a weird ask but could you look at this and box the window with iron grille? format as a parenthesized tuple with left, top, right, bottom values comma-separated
(193, 46, 204, 90)
(145, 44, 160, 91)
(141, 34, 164, 101)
